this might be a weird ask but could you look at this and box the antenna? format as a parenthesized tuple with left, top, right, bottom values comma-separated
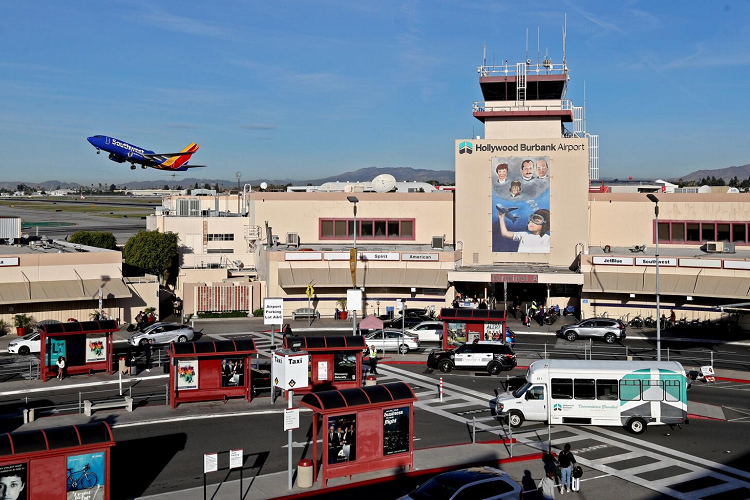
(563, 13, 568, 68)
(537, 27, 540, 66)
(583, 81, 587, 134)
(525, 28, 529, 62)
(483, 42, 486, 67)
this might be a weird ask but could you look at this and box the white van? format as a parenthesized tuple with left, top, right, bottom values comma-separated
(493, 359, 689, 434)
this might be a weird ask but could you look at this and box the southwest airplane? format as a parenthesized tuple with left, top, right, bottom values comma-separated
(87, 135, 207, 171)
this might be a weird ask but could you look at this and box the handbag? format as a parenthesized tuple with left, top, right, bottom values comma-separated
(573, 465, 583, 479)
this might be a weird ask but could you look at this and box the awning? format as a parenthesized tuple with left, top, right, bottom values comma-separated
(359, 315, 384, 330)
(278, 267, 448, 289)
(0, 279, 132, 305)
(583, 271, 750, 300)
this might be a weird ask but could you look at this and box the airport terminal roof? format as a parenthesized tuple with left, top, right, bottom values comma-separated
(587, 245, 750, 259)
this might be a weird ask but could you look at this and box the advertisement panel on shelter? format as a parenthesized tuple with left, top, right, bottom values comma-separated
(0, 463, 27, 500)
(334, 353, 357, 381)
(221, 357, 244, 387)
(66, 451, 105, 500)
(492, 156, 551, 253)
(85, 336, 107, 363)
(327, 414, 356, 464)
(177, 360, 199, 390)
(383, 406, 410, 456)
(446, 322, 467, 348)
(46, 338, 66, 366)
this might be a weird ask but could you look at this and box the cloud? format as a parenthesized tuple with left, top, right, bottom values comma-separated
(228, 59, 348, 93)
(562, 1, 628, 36)
(239, 124, 277, 130)
(135, 7, 235, 39)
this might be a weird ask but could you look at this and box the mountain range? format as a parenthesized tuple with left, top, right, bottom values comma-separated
(671, 164, 750, 183)
(1, 167, 455, 190)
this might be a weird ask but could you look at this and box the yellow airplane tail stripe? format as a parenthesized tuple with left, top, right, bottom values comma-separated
(163, 143, 199, 166)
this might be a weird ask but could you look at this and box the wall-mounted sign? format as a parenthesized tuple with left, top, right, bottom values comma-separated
(324, 252, 350, 261)
(0, 257, 19, 267)
(678, 258, 722, 269)
(491, 274, 538, 283)
(592, 256, 634, 266)
(360, 252, 400, 261)
(401, 253, 439, 261)
(635, 257, 677, 267)
(264, 298, 284, 325)
(723, 260, 750, 270)
(285, 252, 322, 261)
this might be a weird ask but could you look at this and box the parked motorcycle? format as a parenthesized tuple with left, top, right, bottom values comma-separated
(629, 315, 644, 329)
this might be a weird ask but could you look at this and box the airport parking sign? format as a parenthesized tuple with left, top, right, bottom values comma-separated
(264, 298, 283, 325)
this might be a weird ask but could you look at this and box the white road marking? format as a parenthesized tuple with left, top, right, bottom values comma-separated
(0, 374, 168, 397)
(113, 408, 313, 429)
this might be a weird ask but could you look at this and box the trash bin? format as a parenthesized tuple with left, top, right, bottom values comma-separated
(119, 356, 127, 374)
(296, 459, 313, 488)
(365, 375, 377, 386)
(129, 356, 137, 376)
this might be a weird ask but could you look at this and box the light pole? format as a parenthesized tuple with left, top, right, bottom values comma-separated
(647, 194, 661, 361)
(347, 196, 359, 336)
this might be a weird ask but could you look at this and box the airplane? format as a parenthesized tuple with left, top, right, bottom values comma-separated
(496, 205, 520, 223)
(87, 135, 208, 171)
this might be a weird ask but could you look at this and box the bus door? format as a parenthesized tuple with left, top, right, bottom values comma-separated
(524, 385, 547, 421)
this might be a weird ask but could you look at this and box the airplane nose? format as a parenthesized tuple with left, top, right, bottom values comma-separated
(87, 136, 95, 145)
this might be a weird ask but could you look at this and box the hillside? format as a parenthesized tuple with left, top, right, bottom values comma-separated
(674, 164, 750, 183)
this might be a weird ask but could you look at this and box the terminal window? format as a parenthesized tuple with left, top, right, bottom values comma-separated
(658, 221, 748, 245)
(320, 218, 416, 240)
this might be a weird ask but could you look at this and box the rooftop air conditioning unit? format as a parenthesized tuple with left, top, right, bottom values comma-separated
(432, 236, 445, 250)
(272, 235, 279, 246)
(705, 241, 724, 253)
(286, 232, 300, 247)
(724, 242, 736, 253)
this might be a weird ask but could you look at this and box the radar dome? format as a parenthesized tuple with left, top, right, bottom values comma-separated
(698, 185, 712, 194)
(372, 174, 397, 193)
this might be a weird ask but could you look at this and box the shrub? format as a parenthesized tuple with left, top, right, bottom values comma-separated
(69, 231, 118, 250)
(253, 308, 264, 317)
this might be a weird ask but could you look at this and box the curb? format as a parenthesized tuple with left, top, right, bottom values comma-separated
(274, 452, 543, 499)
(716, 376, 750, 384)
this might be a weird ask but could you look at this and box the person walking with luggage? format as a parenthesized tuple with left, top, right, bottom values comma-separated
(558, 443, 576, 494)
(144, 339, 153, 372)
(367, 345, 379, 375)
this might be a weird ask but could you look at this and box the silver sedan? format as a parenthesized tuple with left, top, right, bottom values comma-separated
(128, 322, 194, 346)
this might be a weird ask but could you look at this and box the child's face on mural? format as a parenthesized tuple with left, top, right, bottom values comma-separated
(528, 219, 543, 233)
(510, 186, 520, 196)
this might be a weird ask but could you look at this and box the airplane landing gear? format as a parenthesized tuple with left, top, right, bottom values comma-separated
(130, 164, 136, 170)
(141, 165, 147, 169)
(96, 149, 100, 154)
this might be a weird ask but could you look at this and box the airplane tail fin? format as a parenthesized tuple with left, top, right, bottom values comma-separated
(163, 143, 199, 168)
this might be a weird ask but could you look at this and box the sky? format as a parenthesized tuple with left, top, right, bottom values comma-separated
(0, 1, 748, 184)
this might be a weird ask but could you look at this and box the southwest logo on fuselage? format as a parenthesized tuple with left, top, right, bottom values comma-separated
(459, 141, 473, 154)
(87, 135, 207, 172)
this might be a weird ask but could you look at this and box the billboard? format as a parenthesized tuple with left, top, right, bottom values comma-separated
(221, 357, 244, 387)
(383, 406, 410, 456)
(492, 156, 551, 253)
(177, 360, 198, 390)
(86, 337, 106, 363)
(67, 452, 105, 500)
(0, 463, 27, 500)
(327, 414, 356, 464)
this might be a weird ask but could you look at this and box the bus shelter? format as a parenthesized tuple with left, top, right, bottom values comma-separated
(282, 336, 366, 394)
(300, 382, 416, 486)
(39, 320, 119, 381)
(0, 421, 115, 499)
(439, 308, 507, 350)
(168, 339, 257, 408)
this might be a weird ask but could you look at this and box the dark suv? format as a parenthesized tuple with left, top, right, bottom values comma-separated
(427, 342, 517, 375)
(557, 318, 626, 343)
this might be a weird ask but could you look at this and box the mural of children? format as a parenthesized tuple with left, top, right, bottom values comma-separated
(509, 180, 522, 198)
(521, 160, 534, 181)
(536, 159, 549, 179)
(495, 163, 509, 184)
(498, 208, 550, 253)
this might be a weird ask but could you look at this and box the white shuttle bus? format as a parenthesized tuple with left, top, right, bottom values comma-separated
(493, 360, 689, 434)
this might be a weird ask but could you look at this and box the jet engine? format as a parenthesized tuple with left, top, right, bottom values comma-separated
(108, 153, 126, 163)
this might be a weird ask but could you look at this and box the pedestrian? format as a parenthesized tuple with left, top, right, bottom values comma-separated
(538, 469, 557, 499)
(283, 323, 293, 341)
(512, 295, 521, 319)
(56, 356, 66, 380)
(147, 312, 155, 325)
(368, 344, 379, 375)
(144, 339, 152, 372)
(558, 443, 576, 493)
(670, 309, 676, 327)
(478, 299, 488, 310)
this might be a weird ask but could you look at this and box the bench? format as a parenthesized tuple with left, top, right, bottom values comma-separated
(84, 396, 133, 416)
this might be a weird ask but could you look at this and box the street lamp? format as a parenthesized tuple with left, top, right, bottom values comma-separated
(647, 193, 661, 361)
(347, 196, 359, 336)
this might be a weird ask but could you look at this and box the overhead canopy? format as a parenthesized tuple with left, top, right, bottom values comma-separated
(0, 422, 114, 457)
(40, 320, 119, 336)
(300, 382, 416, 413)
(283, 336, 365, 351)
(0, 278, 131, 305)
(278, 267, 448, 289)
(584, 271, 750, 300)
(169, 339, 257, 357)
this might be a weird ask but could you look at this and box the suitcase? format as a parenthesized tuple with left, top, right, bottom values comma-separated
(572, 476, 580, 491)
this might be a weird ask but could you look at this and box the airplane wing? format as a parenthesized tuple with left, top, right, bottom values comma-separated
(142, 151, 197, 158)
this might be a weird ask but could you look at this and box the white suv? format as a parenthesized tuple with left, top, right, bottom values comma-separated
(406, 321, 443, 343)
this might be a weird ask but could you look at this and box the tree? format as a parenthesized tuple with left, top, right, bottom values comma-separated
(109, 183, 117, 192)
(213, 183, 219, 192)
(194, 182, 199, 189)
(69, 231, 118, 250)
(123, 231, 179, 283)
(163, 184, 170, 190)
(203, 183, 211, 190)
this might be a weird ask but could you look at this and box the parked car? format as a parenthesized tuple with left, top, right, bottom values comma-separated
(427, 342, 517, 375)
(292, 308, 320, 320)
(406, 321, 443, 343)
(7, 331, 41, 355)
(399, 466, 522, 500)
(557, 318, 626, 343)
(383, 315, 431, 329)
(128, 322, 195, 346)
(365, 329, 420, 354)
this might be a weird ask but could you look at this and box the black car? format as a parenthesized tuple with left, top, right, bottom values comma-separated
(427, 342, 517, 375)
(383, 315, 431, 329)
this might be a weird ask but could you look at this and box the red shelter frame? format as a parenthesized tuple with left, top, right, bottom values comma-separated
(439, 308, 507, 350)
(282, 336, 366, 394)
(0, 421, 115, 499)
(39, 320, 119, 381)
(168, 339, 257, 408)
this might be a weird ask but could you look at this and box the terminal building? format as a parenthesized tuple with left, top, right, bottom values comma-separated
(145, 46, 750, 327)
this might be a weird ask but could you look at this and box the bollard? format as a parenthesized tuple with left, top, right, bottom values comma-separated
(472, 416, 476, 443)
(28, 408, 35, 423)
(439, 377, 443, 402)
(667, 347, 670, 361)
(191, 319, 195, 330)
(296, 459, 313, 488)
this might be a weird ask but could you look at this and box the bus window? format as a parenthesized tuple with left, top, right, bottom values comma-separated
(551, 378, 573, 399)
(642, 380, 664, 401)
(596, 379, 618, 400)
(574, 379, 595, 400)
(620, 380, 641, 401)
(665, 380, 680, 402)
(528, 386, 545, 400)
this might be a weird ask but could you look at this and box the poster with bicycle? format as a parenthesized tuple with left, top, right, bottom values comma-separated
(0, 462, 27, 500)
(66, 451, 104, 500)
(85, 336, 107, 363)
